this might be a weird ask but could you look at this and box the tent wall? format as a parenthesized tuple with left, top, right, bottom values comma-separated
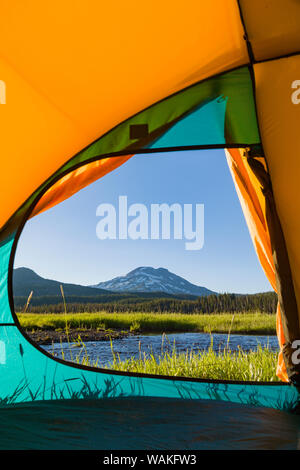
(254, 56, 300, 330)
(0, 0, 248, 230)
(226, 148, 288, 381)
(239, 0, 300, 61)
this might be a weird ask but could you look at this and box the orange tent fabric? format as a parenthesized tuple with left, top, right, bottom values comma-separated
(0, 0, 248, 230)
(226, 148, 288, 381)
(31, 155, 132, 218)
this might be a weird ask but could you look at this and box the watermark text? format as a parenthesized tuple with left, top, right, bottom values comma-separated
(96, 196, 204, 251)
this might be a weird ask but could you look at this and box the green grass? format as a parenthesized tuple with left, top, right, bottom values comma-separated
(53, 334, 280, 382)
(106, 342, 279, 382)
(19, 311, 279, 382)
(19, 311, 276, 335)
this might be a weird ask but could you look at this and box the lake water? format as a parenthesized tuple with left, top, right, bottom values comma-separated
(44, 332, 279, 366)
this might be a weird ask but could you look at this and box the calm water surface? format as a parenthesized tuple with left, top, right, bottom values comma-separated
(44, 332, 279, 366)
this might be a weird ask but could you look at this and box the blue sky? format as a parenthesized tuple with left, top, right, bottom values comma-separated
(14, 149, 272, 294)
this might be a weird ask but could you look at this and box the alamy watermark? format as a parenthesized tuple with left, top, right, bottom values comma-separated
(291, 340, 300, 365)
(291, 80, 300, 104)
(0, 80, 6, 104)
(96, 196, 204, 251)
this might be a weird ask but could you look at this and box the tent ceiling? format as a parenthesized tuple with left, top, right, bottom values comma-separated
(0, 0, 248, 229)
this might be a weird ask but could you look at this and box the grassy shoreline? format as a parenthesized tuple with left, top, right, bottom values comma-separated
(18, 311, 280, 382)
(103, 342, 280, 382)
(19, 311, 277, 336)
(47, 333, 280, 382)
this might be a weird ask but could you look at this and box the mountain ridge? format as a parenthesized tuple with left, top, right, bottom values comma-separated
(13, 267, 110, 298)
(13, 266, 216, 300)
(12, 267, 276, 312)
(91, 266, 216, 296)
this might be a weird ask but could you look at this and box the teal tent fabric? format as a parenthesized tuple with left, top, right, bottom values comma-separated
(148, 97, 227, 149)
(0, 235, 15, 324)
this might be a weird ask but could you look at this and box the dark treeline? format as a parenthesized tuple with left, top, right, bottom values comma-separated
(16, 292, 278, 314)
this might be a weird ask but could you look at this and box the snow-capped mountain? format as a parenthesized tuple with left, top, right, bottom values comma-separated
(91, 267, 216, 296)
